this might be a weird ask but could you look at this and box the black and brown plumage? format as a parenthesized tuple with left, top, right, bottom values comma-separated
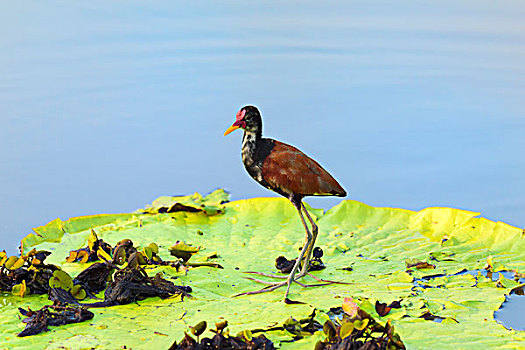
(224, 106, 347, 302)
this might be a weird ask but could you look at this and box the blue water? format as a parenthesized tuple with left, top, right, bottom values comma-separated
(1, 0, 524, 327)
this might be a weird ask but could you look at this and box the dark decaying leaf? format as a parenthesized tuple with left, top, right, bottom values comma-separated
(275, 256, 295, 274)
(73, 262, 114, 295)
(0, 250, 57, 296)
(169, 326, 275, 350)
(65, 229, 112, 264)
(375, 300, 402, 317)
(53, 267, 192, 308)
(511, 285, 524, 296)
(191, 321, 207, 337)
(10, 235, 204, 337)
(375, 300, 392, 317)
(318, 300, 406, 350)
(17, 305, 94, 337)
(143, 190, 229, 216)
(48, 287, 81, 305)
(405, 259, 436, 270)
(160, 203, 202, 213)
(388, 300, 402, 309)
(418, 311, 458, 324)
(275, 248, 326, 274)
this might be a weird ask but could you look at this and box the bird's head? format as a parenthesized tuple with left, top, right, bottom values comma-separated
(224, 106, 262, 136)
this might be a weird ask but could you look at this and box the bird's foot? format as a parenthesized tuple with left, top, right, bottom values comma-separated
(243, 271, 287, 279)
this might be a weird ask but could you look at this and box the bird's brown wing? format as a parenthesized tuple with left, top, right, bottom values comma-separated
(261, 141, 346, 197)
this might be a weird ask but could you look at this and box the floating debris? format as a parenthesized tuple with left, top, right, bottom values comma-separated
(169, 320, 275, 350)
(405, 259, 436, 270)
(66, 229, 112, 264)
(0, 249, 57, 296)
(74, 262, 114, 295)
(4, 235, 211, 337)
(375, 300, 402, 317)
(169, 241, 201, 262)
(17, 305, 94, 337)
(317, 299, 406, 350)
(275, 247, 326, 274)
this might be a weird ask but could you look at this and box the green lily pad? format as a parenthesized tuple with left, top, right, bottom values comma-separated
(1, 192, 523, 349)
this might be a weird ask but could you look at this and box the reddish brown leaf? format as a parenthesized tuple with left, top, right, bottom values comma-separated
(375, 300, 392, 317)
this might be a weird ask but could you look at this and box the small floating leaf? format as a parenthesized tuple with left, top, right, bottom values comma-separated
(214, 320, 228, 333)
(49, 269, 73, 291)
(97, 248, 112, 263)
(405, 259, 435, 270)
(127, 252, 147, 268)
(71, 285, 86, 300)
(143, 246, 153, 260)
(0, 253, 8, 267)
(375, 300, 392, 317)
(127, 252, 139, 268)
(342, 297, 358, 317)
(148, 242, 159, 254)
(65, 251, 78, 262)
(323, 320, 336, 341)
(12, 280, 29, 297)
(11, 257, 27, 270)
(77, 250, 90, 263)
(169, 241, 200, 262)
(191, 321, 207, 337)
(242, 329, 252, 341)
(339, 321, 354, 339)
(4, 256, 18, 269)
(88, 229, 98, 251)
(354, 318, 369, 331)
(484, 255, 494, 271)
(137, 252, 147, 265)
(113, 245, 127, 265)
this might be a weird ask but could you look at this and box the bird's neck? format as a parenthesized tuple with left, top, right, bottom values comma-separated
(241, 130, 260, 166)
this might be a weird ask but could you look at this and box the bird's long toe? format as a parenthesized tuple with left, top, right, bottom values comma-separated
(243, 271, 288, 279)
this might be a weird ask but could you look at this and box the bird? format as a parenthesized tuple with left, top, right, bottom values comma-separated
(224, 105, 346, 302)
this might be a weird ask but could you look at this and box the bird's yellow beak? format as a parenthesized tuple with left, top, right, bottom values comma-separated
(224, 124, 241, 136)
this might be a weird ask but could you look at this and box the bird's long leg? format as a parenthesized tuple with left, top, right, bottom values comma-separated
(297, 203, 318, 277)
(283, 202, 313, 301)
(235, 201, 351, 300)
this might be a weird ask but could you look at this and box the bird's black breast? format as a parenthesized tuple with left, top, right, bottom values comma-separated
(254, 138, 275, 164)
(243, 138, 275, 188)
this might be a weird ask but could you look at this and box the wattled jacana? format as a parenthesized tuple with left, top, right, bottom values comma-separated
(224, 106, 347, 302)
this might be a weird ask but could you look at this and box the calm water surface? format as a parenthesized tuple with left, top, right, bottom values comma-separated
(1, 0, 524, 327)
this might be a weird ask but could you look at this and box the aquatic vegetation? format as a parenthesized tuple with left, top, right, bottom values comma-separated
(0, 190, 523, 349)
